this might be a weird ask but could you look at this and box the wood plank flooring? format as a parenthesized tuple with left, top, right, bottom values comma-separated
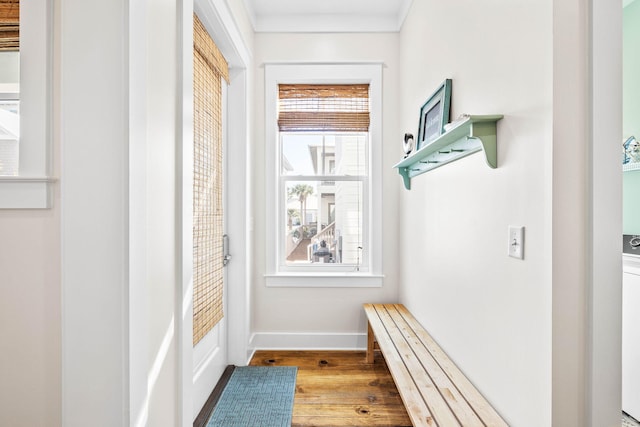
(249, 350, 412, 427)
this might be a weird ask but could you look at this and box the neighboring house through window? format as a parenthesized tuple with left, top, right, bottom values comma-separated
(265, 63, 383, 287)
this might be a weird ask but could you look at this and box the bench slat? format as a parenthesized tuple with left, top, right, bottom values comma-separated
(373, 304, 463, 427)
(384, 304, 485, 427)
(364, 303, 508, 427)
(364, 304, 438, 426)
(394, 304, 508, 427)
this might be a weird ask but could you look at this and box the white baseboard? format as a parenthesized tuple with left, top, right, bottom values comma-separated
(249, 332, 368, 350)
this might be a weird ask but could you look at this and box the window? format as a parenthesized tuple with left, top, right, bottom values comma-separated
(265, 63, 383, 287)
(0, 86, 19, 176)
(0, 3, 20, 176)
(0, 0, 53, 208)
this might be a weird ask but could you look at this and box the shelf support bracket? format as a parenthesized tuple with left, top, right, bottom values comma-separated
(398, 167, 411, 190)
(470, 122, 498, 169)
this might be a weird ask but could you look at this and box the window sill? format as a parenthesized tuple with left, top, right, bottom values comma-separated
(265, 272, 384, 288)
(0, 176, 56, 209)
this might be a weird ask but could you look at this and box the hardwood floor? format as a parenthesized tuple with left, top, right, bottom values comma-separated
(249, 350, 412, 427)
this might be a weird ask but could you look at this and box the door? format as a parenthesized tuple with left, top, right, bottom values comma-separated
(191, 13, 230, 416)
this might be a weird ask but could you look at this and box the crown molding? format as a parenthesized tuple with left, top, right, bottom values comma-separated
(243, 0, 412, 33)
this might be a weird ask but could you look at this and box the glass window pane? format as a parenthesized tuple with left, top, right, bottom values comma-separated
(284, 180, 363, 265)
(0, 100, 19, 176)
(281, 133, 367, 176)
(0, 51, 20, 177)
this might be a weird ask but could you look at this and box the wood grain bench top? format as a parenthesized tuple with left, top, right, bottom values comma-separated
(363, 303, 508, 427)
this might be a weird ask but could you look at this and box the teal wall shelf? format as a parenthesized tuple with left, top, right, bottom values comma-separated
(394, 115, 503, 190)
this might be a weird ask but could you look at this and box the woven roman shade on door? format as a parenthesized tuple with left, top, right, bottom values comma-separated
(193, 14, 228, 346)
(278, 84, 370, 132)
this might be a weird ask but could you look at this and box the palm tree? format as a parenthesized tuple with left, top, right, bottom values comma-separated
(288, 184, 314, 226)
(287, 208, 300, 229)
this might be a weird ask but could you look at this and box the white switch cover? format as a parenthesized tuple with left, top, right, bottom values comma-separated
(508, 226, 524, 259)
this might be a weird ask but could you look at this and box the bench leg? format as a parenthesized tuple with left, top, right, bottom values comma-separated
(366, 322, 375, 363)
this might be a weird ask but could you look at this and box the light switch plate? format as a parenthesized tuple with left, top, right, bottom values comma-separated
(508, 226, 524, 259)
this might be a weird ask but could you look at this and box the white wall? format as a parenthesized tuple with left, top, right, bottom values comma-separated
(57, 0, 224, 425)
(251, 33, 401, 347)
(551, 0, 588, 424)
(0, 207, 61, 426)
(1, 0, 245, 424)
(1, 0, 621, 425)
(397, 1, 552, 425)
(0, 2, 243, 425)
(0, 4, 60, 427)
(143, 0, 179, 424)
(60, 0, 129, 425)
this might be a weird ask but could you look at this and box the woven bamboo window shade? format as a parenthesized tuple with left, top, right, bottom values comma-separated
(278, 84, 370, 132)
(0, 0, 19, 52)
(193, 14, 228, 346)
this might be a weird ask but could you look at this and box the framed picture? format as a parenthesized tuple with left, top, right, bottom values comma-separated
(623, 136, 640, 171)
(416, 79, 452, 151)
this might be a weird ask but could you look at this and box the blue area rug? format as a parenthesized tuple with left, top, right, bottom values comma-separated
(207, 366, 298, 427)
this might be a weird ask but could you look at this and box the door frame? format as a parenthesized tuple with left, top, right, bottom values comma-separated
(551, 0, 622, 425)
(178, 0, 251, 425)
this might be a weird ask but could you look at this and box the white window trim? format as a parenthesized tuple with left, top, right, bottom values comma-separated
(264, 62, 383, 287)
(0, 0, 55, 209)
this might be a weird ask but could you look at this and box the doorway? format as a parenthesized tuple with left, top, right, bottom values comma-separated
(181, 1, 251, 424)
(191, 12, 230, 415)
(622, 1, 640, 425)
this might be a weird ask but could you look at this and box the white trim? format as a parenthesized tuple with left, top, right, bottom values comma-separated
(243, 0, 413, 33)
(194, 0, 252, 69)
(225, 70, 252, 367)
(128, 0, 149, 425)
(61, 0, 129, 424)
(587, 0, 622, 424)
(551, 0, 622, 424)
(253, 14, 402, 33)
(265, 273, 384, 288)
(265, 63, 383, 286)
(250, 332, 368, 350)
(0, 0, 54, 209)
(178, 0, 194, 425)
(0, 176, 55, 209)
(263, 60, 385, 66)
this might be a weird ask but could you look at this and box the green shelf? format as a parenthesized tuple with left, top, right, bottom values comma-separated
(394, 115, 503, 190)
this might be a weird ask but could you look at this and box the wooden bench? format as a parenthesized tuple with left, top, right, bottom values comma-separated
(364, 303, 508, 427)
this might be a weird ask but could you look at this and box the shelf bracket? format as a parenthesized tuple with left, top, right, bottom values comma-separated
(470, 122, 498, 169)
(398, 167, 411, 190)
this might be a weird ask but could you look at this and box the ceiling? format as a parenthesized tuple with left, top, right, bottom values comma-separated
(243, 0, 413, 33)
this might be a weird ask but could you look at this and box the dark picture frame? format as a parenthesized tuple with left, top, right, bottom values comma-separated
(416, 79, 452, 151)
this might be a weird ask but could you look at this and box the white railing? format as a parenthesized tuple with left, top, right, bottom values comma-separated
(307, 222, 338, 262)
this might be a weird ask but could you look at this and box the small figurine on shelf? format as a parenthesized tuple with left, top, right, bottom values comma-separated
(403, 133, 414, 158)
(624, 136, 640, 165)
